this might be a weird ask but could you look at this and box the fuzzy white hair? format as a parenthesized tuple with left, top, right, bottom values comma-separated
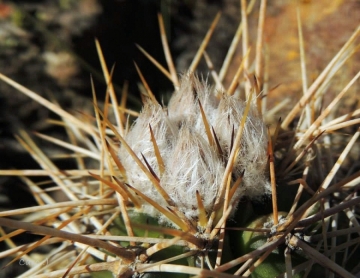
(119, 74, 270, 227)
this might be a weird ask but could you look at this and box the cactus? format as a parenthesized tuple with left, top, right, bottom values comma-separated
(0, 1, 359, 277)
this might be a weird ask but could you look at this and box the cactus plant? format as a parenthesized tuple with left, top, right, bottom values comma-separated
(0, 1, 359, 277)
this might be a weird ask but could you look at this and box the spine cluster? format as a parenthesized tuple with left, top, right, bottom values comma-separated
(119, 74, 270, 227)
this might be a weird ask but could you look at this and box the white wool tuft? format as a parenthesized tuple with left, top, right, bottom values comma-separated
(119, 74, 270, 227)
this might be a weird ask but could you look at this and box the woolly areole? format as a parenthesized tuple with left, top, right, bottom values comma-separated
(119, 74, 271, 227)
